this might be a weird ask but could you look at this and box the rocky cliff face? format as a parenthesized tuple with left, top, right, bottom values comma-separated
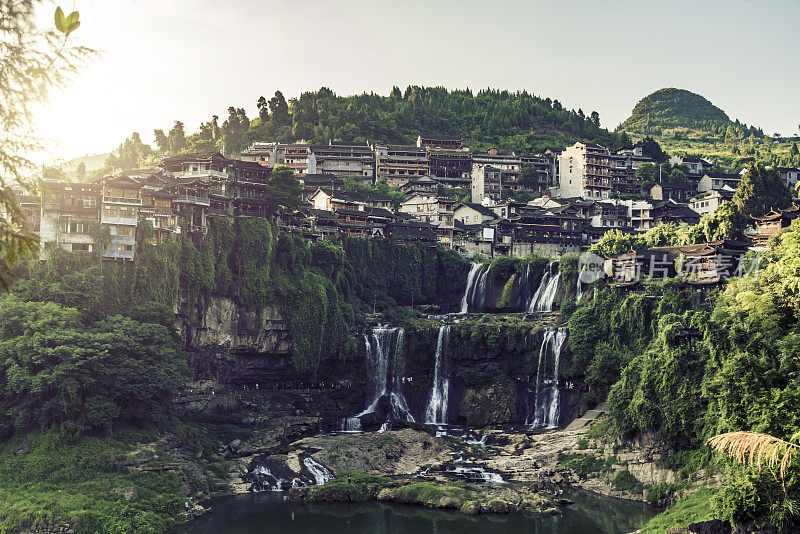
(183, 296, 291, 356)
(177, 296, 586, 429)
(178, 296, 297, 386)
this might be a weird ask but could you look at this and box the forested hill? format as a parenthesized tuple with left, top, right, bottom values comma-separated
(620, 88, 731, 133)
(255, 86, 624, 152)
(103, 86, 633, 172)
(616, 87, 791, 169)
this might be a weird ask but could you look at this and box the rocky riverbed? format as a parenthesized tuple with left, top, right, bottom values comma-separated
(213, 402, 718, 519)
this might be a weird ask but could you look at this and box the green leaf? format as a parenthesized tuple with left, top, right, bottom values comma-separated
(54, 6, 67, 33)
(65, 10, 80, 27)
(66, 20, 80, 37)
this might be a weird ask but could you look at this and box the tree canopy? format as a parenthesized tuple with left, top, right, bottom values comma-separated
(732, 162, 792, 218)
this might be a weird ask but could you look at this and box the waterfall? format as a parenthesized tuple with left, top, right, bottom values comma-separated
(441, 457, 505, 485)
(247, 464, 297, 492)
(339, 417, 362, 432)
(576, 267, 584, 302)
(424, 325, 451, 424)
(356, 327, 415, 422)
(459, 263, 490, 313)
(303, 457, 333, 485)
(459, 263, 481, 313)
(528, 327, 567, 429)
(528, 262, 561, 312)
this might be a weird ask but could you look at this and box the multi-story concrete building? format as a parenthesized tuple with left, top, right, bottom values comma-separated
(556, 142, 612, 200)
(135, 171, 178, 244)
(398, 193, 455, 248)
(39, 181, 101, 257)
(621, 199, 655, 231)
(698, 172, 742, 193)
(470, 164, 503, 204)
(669, 155, 713, 176)
(689, 188, 735, 217)
(610, 146, 653, 195)
(100, 176, 141, 260)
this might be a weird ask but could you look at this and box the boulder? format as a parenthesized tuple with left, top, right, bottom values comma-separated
(460, 501, 481, 515)
(113, 487, 138, 501)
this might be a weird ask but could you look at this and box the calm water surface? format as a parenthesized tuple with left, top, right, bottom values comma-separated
(175, 490, 656, 534)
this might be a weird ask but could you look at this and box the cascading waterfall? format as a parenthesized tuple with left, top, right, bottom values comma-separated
(576, 267, 584, 302)
(424, 325, 451, 425)
(528, 262, 562, 312)
(460, 263, 490, 313)
(303, 457, 333, 485)
(528, 327, 568, 429)
(459, 263, 481, 313)
(339, 417, 362, 432)
(355, 327, 415, 422)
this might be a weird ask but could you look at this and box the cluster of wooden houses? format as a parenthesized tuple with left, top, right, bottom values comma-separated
(11, 134, 800, 283)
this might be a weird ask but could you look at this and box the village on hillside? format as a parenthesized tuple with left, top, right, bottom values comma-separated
(12, 134, 800, 282)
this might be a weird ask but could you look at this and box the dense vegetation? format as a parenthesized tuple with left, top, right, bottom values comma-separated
(97, 86, 638, 178)
(572, 219, 800, 531)
(620, 88, 732, 134)
(618, 88, 799, 170)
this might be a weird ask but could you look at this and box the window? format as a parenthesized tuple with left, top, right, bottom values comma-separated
(72, 243, 91, 251)
(117, 244, 133, 252)
(104, 206, 117, 218)
(117, 226, 134, 236)
(118, 207, 135, 219)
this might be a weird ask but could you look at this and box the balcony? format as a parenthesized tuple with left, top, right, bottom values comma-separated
(173, 194, 211, 206)
(103, 196, 142, 205)
(101, 215, 138, 225)
(102, 249, 135, 261)
(176, 169, 229, 181)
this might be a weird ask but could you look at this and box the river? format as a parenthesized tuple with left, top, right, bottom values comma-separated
(175, 490, 656, 534)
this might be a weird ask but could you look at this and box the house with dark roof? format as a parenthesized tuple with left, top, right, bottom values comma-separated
(750, 207, 799, 249)
(453, 202, 498, 225)
(417, 135, 463, 150)
(650, 181, 697, 203)
(698, 172, 742, 193)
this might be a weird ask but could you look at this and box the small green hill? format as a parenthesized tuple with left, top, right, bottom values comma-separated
(620, 88, 729, 134)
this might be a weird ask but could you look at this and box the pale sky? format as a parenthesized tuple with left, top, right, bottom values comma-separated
(33, 0, 800, 163)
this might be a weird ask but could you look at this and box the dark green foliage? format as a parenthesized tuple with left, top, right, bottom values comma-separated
(732, 162, 792, 218)
(232, 217, 276, 308)
(612, 470, 643, 493)
(265, 165, 303, 214)
(608, 311, 709, 440)
(272, 234, 353, 375)
(570, 281, 697, 409)
(341, 237, 467, 308)
(0, 298, 185, 436)
(557, 452, 614, 480)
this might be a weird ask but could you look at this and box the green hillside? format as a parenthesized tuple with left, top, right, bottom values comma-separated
(617, 88, 800, 170)
(620, 88, 730, 133)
